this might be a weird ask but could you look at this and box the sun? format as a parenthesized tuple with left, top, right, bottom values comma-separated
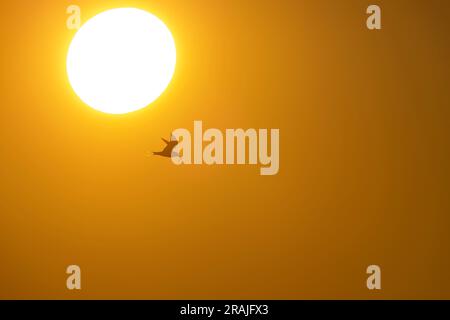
(66, 8, 176, 114)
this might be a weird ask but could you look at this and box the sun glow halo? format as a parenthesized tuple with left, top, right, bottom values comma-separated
(66, 8, 176, 114)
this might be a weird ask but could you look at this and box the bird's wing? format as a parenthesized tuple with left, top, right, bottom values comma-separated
(161, 144, 172, 153)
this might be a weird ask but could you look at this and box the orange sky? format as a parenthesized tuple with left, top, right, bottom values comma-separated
(1, 0, 449, 299)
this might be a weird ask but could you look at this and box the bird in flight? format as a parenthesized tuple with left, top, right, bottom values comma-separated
(153, 135, 179, 158)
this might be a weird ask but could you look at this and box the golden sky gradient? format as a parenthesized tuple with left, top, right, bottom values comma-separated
(1, 0, 449, 299)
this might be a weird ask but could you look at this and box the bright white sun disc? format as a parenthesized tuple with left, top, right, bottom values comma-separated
(67, 8, 176, 114)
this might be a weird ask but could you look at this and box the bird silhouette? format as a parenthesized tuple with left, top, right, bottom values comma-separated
(153, 135, 179, 158)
